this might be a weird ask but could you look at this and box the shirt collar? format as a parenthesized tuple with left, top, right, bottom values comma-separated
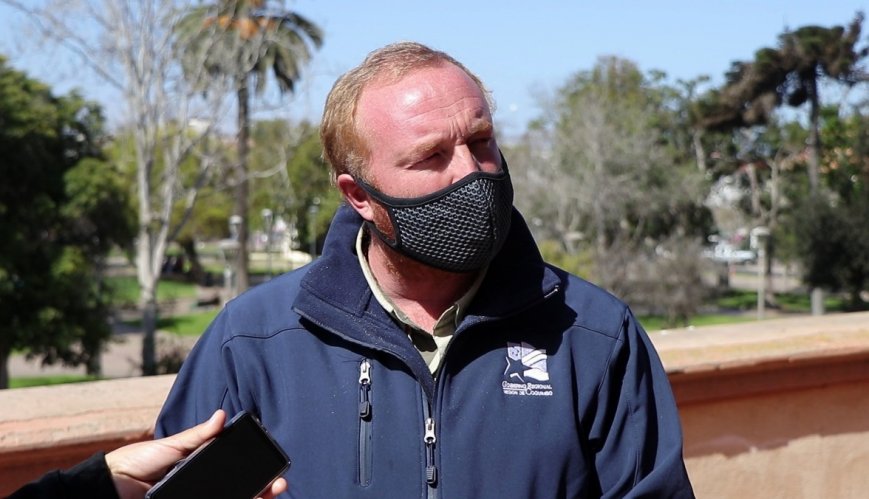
(355, 226, 485, 335)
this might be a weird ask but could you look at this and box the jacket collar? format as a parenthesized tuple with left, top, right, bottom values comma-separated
(293, 204, 561, 396)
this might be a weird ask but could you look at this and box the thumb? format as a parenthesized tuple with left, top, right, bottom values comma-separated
(163, 409, 226, 453)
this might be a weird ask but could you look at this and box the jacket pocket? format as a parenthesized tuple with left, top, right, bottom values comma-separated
(357, 359, 373, 486)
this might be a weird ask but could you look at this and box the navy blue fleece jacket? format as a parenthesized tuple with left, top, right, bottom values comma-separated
(156, 204, 693, 498)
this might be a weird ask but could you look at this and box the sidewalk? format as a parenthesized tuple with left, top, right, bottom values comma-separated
(9, 329, 201, 379)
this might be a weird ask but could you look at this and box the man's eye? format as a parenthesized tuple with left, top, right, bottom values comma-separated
(413, 153, 440, 167)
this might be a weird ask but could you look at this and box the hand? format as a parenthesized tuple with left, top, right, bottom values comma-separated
(105, 409, 288, 499)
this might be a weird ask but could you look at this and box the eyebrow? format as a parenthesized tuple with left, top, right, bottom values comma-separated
(401, 114, 494, 166)
(468, 119, 494, 137)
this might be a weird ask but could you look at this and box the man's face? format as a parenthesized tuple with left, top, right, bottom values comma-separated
(335, 61, 510, 269)
(354, 63, 501, 198)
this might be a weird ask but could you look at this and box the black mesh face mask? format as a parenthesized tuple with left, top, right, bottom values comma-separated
(355, 163, 514, 273)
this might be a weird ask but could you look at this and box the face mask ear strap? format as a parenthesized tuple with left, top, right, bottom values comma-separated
(353, 175, 381, 200)
(364, 219, 401, 249)
(352, 176, 403, 248)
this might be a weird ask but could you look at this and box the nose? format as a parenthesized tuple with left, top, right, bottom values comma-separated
(449, 145, 481, 182)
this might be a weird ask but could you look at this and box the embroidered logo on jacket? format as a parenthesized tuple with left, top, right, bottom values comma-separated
(502, 342, 553, 397)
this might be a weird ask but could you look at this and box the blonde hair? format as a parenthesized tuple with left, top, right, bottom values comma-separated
(320, 41, 493, 182)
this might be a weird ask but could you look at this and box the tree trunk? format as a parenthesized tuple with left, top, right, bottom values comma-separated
(0, 345, 9, 389)
(235, 79, 251, 293)
(141, 283, 159, 376)
(850, 286, 864, 311)
(807, 78, 824, 315)
(746, 162, 761, 218)
(86, 351, 102, 377)
(179, 237, 207, 284)
(692, 128, 707, 172)
(85, 263, 108, 377)
(764, 237, 777, 308)
(136, 220, 164, 376)
(806, 78, 821, 196)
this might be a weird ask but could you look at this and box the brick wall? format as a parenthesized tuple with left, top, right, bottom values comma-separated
(2, 313, 869, 497)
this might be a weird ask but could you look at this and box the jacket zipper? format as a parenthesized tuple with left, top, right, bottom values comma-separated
(423, 402, 438, 499)
(301, 284, 561, 495)
(358, 359, 373, 486)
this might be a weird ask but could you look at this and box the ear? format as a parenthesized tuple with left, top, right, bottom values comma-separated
(337, 173, 375, 222)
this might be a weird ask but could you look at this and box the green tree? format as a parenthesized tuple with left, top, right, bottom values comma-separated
(700, 13, 868, 314)
(3, 0, 237, 376)
(172, 180, 234, 286)
(273, 121, 339, 245)
(514, 57, 712, 325)
(176, 0, 323, 292)
(701, 12, 867, 195)
(247, 119, 341, 259)
(792, 196, 869, 310)
(0, 57, 134, 388)
(785, 107, 869, 309)
(705, 118, 808, 305)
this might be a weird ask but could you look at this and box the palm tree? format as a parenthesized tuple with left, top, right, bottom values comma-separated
(176, 0, 322, 292)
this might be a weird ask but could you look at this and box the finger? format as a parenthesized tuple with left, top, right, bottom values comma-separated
(257, 477, 288, 499)
(162, 409, 226, 452)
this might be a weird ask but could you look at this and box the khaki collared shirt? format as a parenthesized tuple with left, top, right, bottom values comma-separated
(356, 227, 485, 374)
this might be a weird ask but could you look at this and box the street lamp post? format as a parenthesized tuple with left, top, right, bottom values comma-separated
(261, 208, 273, 279)
(218, 239, 239, 302)
(219, 215, 243, 301)
(229, 215, 242, 241)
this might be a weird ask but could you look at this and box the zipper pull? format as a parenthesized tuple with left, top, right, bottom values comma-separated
(359, 359, 371, 384)
(424, 417, 437, 485)
(424, 417, 436, 444)
(359, 359, 372, 419)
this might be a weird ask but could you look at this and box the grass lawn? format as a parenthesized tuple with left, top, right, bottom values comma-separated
(713, 289, 846, 313)
(107, 275, 198, 308)
(10, 375, 102, 389)
(639, 313, 756, 332)
(638, 289, 852, 331)
(158, 310, 219, 336)
(124, 309, 219, 336)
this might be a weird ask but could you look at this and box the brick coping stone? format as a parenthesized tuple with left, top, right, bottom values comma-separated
(0, 374, 176, 453)
(1, 312, 867, 453)
(651, 311, 869, 372)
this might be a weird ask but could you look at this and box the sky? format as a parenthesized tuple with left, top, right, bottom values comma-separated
(1, 0, 867, 135)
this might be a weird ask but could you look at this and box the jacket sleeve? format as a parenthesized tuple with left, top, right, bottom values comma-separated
(588, 310, 694, 498)
(6, 452, 119, 499)
(154, 309, 240, 438)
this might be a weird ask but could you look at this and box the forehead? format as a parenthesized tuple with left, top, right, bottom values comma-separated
(355, 63, 491, 136)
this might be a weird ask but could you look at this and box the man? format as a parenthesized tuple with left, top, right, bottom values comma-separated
(10, 410, 286, 499)
(156, 41, 694, 498)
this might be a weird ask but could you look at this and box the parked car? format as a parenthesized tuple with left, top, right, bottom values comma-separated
(702, 242, 756, 264)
